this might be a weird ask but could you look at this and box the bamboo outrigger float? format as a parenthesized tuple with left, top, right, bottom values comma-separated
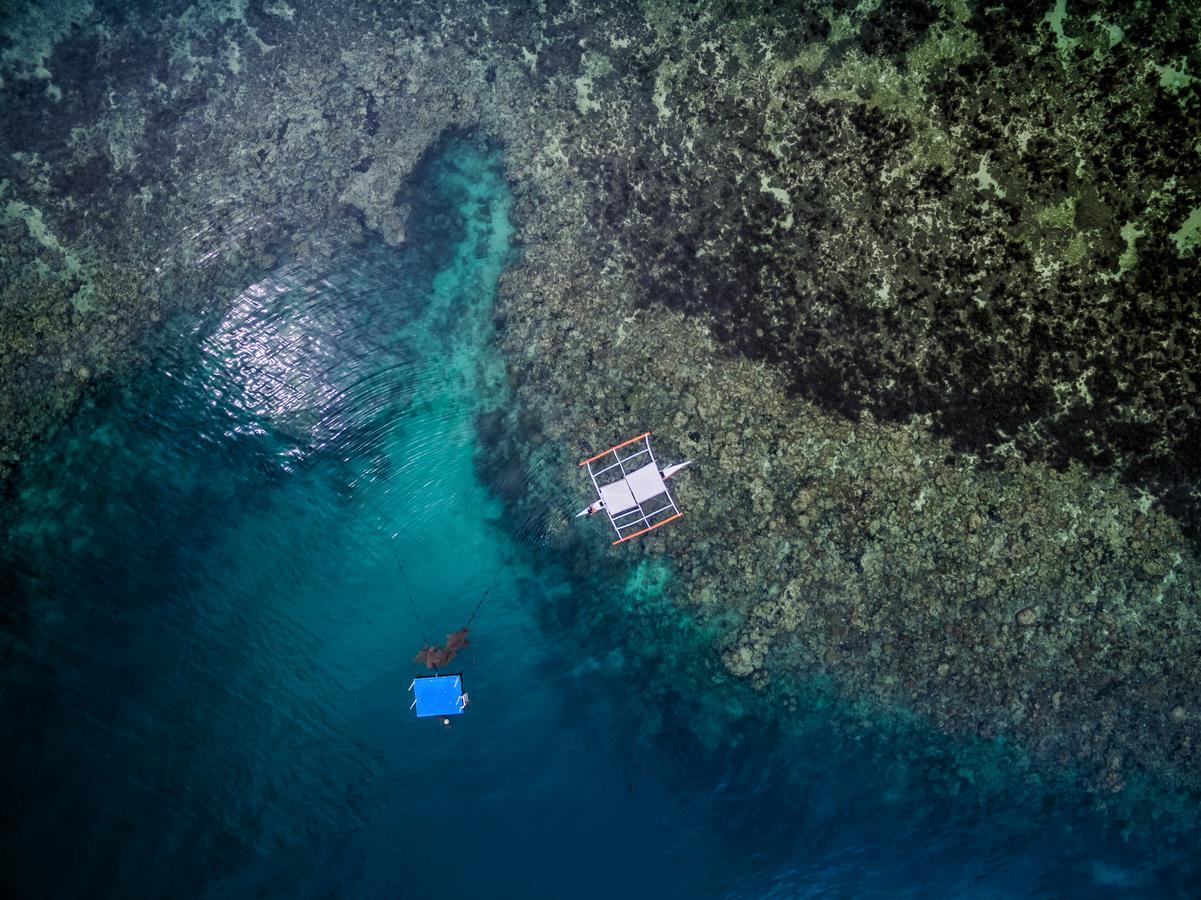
(576, 432, 691, 544)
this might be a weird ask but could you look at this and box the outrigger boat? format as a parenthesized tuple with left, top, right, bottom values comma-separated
(576, 432, 691, 544)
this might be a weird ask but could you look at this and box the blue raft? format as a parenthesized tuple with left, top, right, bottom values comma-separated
(409, 673, 466, 718)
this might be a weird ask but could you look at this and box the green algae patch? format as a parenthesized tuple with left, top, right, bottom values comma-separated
(969, 154, 1006, 197)
(817, 0, 890, 47)
(1034, 196, 1077, 231)
(1098, 220, 1147, 281)
(758, 174, 794, 230)
(624, 558, 674, 608)
(575, 50, 613, 115)
(934, 0, 971, 25)
(3, 197, 77, 267)
(1171, 206, 1201, 257)
(905, 18, 980, 76)
(1042, 0, 1082, 59)
(1020, 191, 1120, 271)
(814, 51, 955, 171)
(1151, 59, 1197, 95)
(1, 193, 96, 310)
(0, 0, 94, 94)
(814, 4, 980, 174)
(1061, 230, 1090, 266)
(1091, 15, 1124, 49)
(794, 43, 829, 77)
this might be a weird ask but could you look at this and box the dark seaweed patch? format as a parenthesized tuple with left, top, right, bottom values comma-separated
(363, 90, 380, 136)
(859, 0, 941, 66)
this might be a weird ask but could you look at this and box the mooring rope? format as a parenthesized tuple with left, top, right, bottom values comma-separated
(383, 529, 431, 646)
(464, 557, 510, 628)
(369, 497, 510, 644)
(358, 454, 514, 648)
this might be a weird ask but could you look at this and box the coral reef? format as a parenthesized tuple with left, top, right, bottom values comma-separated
(2, 0, 1199, 826)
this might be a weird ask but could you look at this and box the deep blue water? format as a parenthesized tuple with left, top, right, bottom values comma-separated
(2, 136, 1198, 898)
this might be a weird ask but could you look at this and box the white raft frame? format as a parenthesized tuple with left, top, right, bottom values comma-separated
(579, 432, 683, 545)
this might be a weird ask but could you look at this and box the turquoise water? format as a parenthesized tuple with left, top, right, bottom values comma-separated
(2, 136, 1197, 898)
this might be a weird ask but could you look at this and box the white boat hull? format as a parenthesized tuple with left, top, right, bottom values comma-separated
(575, 460, 690, 518)
(661, 460, 692, 480)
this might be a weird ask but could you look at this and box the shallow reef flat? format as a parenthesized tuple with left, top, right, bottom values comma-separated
(2, 0, 1199, 830)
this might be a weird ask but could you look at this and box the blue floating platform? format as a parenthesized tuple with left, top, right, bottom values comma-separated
(410, 674, 466, 718)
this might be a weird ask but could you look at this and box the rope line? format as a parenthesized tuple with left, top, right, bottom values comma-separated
(354, 477, 433, 645)
(464, 557, 509, 627)
(373, 502, 508, 640)
(384, 529, 430, 646)
(358, 462, 513, 644)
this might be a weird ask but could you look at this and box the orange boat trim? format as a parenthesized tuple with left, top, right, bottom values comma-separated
(612, 512, 683, 545)
(579, 431, 652, 467)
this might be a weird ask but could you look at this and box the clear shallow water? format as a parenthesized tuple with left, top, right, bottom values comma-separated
(1, 136, 1197, 898)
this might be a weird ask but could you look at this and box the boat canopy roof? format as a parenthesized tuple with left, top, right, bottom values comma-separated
(580, 432, 682, 544)
(409, 673, 466, 717)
